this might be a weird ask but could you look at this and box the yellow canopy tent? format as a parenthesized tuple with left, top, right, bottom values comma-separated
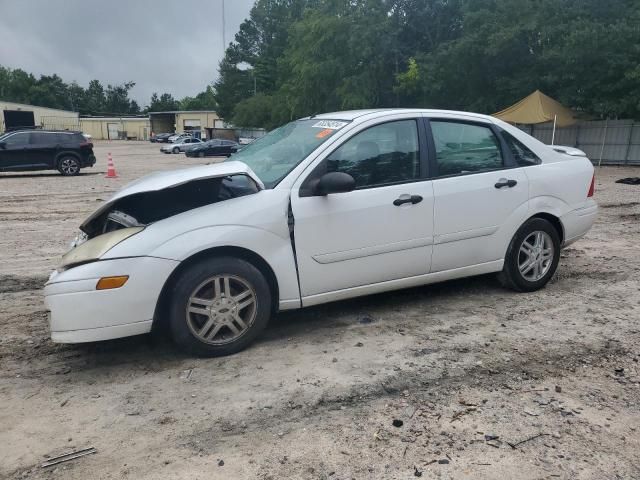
(493, 90, 576, 144)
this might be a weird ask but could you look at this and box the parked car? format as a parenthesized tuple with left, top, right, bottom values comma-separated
(44, 109, 597, 356)
(0, 129, 96, 176)
(150, 133, 174, 143)
(168, 133, 192, 143)
(185, 139, 239, 158)
(161, 137, 203, 154)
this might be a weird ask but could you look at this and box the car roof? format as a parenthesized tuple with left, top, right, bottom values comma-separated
(306, 108, 496, 123)
(2, 129, 82, 134)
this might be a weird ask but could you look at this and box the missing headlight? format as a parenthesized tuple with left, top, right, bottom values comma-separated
(103, 210, 143, 233)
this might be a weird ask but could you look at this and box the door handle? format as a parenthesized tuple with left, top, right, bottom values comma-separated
(393, 194, 423, 206)
(495, 178, 517, 189)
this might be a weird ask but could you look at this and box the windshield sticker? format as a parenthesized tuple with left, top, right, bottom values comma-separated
(312, 120, 348, 130)
(315, 128, 334, 139)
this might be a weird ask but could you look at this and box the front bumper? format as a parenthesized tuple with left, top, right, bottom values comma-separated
(44, 256, 179, 343)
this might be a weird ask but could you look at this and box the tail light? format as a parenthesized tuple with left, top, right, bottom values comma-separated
(80, 141, 93, 148)
(587, 173, 595, 197)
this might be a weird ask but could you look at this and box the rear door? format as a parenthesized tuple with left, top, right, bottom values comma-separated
(0, 131, 32, 169)
(221, 140, 236, 155)
(427, 118, 529, 272)
(28, 131, 58, 167)
(207, 140, 223, 155)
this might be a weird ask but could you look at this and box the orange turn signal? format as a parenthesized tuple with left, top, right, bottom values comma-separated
(96, 276, 129, 290)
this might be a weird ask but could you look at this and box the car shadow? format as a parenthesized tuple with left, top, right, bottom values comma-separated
(263, 273, 506, 341)
(0, 172, 102, 178)
(46, 273, 506, 375)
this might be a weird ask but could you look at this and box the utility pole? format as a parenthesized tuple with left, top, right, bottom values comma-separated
(222, 0, 226, 49)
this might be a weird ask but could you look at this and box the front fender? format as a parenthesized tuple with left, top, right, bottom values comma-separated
(149, 225, 300, 307)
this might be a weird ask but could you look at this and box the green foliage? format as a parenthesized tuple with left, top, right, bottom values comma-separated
(0, 66, 140, 114)
(180, 85, 218, 111)
(148, 92, 180, 112)
(217, 0, 640, 128)
(0, 66, 216, 115)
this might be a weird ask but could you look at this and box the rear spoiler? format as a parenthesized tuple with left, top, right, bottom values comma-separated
(551, 145, 587, 157)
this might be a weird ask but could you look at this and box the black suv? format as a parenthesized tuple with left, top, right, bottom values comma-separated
(0, 130, 96, 176)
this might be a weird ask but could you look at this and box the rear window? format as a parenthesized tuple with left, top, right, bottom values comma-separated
(501, 130, 540, 166)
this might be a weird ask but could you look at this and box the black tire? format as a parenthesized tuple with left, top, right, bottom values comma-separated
(57, 155, 81, 176)
(498, 218, 561, 292)
(172, 147, 180, 154)
(168, 256, 272, 356)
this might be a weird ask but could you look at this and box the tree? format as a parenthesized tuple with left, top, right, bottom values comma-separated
(147, 92, 180, 112)
(84, 80, 106, 114)
(214, 0, 640, 127)
(213, 0, 310, 119)
(180, 85, 218, 110)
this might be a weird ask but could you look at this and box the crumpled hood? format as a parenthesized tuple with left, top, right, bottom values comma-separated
(80, 160, 263, 232)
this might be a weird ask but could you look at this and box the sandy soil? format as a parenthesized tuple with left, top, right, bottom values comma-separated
(1, 141, 639, 479)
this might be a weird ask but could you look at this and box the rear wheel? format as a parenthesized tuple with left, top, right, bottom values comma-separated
(57, 156, 81, 176)
(498, 218, 560, 292)
(168, 257, 271, 356)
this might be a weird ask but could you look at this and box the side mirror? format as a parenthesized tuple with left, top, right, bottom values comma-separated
(314, 172, 356, 196)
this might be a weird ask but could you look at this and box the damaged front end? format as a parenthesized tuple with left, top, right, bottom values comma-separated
(60, 161, 263, 270)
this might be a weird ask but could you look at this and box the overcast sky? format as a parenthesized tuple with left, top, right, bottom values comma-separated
(0, 0, 255, 106)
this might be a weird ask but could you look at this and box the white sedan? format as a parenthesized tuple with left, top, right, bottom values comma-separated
(44, 109, 597, 356)
(161, 137, 203, 154)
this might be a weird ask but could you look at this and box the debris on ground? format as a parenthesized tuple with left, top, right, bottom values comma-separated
(41, 447, 97, 468)
(615, 177, 640, 185)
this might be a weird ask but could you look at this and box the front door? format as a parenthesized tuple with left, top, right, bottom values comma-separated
(291, 118, 435, 302)
(0, 131, 32, 170)
(427, 119, 529, 272)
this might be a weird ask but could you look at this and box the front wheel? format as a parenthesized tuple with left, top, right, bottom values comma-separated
(172, 147, 180, 154)
(498, 218, 561, 292)
(168, 257, 272, 356)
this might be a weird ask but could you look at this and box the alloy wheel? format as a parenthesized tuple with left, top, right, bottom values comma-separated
(185, 275, 258, 345)
(60, 158, 79, 175)
(518, 231, 554, 282)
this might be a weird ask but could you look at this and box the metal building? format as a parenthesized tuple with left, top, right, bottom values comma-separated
(79, 116, 151, 140)
(0, 100, 79, 133)
(148, 111, 222, 139)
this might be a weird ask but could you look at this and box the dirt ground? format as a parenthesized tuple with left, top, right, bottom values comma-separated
(1, 141, 639, 480)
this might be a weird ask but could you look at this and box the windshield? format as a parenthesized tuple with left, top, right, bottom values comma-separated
(228, 118, 350, 188)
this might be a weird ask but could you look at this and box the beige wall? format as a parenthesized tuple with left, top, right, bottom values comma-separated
(174, 112, 221, 133)
(79, 118, 151, 140)
(0, 101, 78, 132)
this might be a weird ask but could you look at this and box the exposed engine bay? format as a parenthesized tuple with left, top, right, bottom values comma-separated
(81, 174, 260, 239)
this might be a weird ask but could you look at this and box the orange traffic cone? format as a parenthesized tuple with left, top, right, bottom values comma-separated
(105, 152, 118, 178)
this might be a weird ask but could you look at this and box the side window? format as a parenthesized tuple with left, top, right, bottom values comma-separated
(29, 132, 50, 145)
(501, 130, 541, 166)
(430, 121, 503, 176)
(4, 132, 30, 147)
(323, 119, 420, 189)
(56, 133, 75, 144)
